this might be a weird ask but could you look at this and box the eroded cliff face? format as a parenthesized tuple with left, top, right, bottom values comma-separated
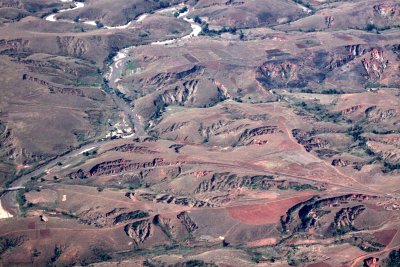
(138, 192, 213, 208)
(374, 2, 400, 18)
(281, 194, 377, 236)
(292, 129, 329, 152)
(256, 61, 303, 88)
(177, 211, 198, 234)
(56, 36, 89, 58)
(124, 219, 152, 246)
(22, 74, 85, 96)
(194, 172, 322, 194)
(362, 48, 389, 81)
(256, 44, 398, 90)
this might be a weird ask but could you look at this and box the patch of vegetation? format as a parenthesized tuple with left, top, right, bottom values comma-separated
(337, 235, 384, 252)
(366, 23, 377, 32)
(174, 6, 188, 17)
(61, 211, 78, 219)
(383, 161, 400, 173)
(201, 23, 237, 36)
(288, 183, 325, 191)
(91, 246, 112, 262)
(50, 245, 63, 263)
(293, 101, 343, 123)
(300, 88, 345, 95)
(83, 150, 97, 157)
(292, 0, 313, 10)
(0, 236, 25, 255)
(139, 31, 150, 38)
(193, 16, 202, 24)
(16, 189, 30, 215)
(95, 20, 104, 28)
(385, 249, 400, 267)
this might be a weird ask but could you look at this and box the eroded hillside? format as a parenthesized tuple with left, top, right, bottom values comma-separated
(0, 0, 399, 266)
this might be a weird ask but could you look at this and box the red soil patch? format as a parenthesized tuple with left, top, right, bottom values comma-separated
(226, 194, 313, 225)
(307, 262, 332, 267)
(247, 238, 277, 247)
(373, 229, 397, 245)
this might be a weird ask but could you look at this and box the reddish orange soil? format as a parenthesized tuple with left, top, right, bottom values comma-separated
(247, 238, 277, 247)
(226, 194, 313, 225)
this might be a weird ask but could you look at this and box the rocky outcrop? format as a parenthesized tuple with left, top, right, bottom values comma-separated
(257, 61, 305, 88)
(341, 105, 363, 115)
(328, 45, 366, 70)
(187, 171, 212, 178)
(213, 124, 250, 137)
(195, 173, 322, 193)
(177, 211, 198, 234)
(281, 194, 377, 234)
(362, 48, 388, 81)
(124, 219, 152, 246)
(142, 65, 203, 89)
(333, 159, 355, 168)
(331, 159, 364, 170)
(139, 193, 213, 208)
(374, 3, 400, 17)
(332, 205, 365, 234)
(195, 173, 272, 193)
(22, 74, 84, 96)
(238, 126, 280, 144)
(169, 144, 185, 153)
(153, 215, 176, 239)
(88, 158, 166, 176)
(199, 120, 230, 138)
(325, 16, 334, 28)
(111, 144, 157, 154)
(78, 209, 107, 227)
(247, 139, 269, 146)
(0, 38, 30, 55)
(159, 121, 190, 135)
(292, 129, 329, 152)
(113, 210, 149, 225)
(56, 36, 88, 58)
(158, 80, 198, 107)
(0, 0, 22, 9)
(69, 158, 204, 177)
(366, 106, 398, 122)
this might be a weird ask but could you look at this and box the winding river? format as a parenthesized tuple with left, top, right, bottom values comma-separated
(45, 0, 201, 34)
(0, 1, 204, 217)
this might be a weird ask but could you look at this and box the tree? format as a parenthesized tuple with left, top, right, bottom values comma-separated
(386, 249, 400, 267)
(194, 16, 202, 24)
(95, 20, 104, 28)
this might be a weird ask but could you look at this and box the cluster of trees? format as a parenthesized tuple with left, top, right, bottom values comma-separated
(193, 15, 244, 39)
(201, 23, 237, 35)
(300, 88, 345, 94)
(386, 249, 400, 267)
(174, 6, 188, 17)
